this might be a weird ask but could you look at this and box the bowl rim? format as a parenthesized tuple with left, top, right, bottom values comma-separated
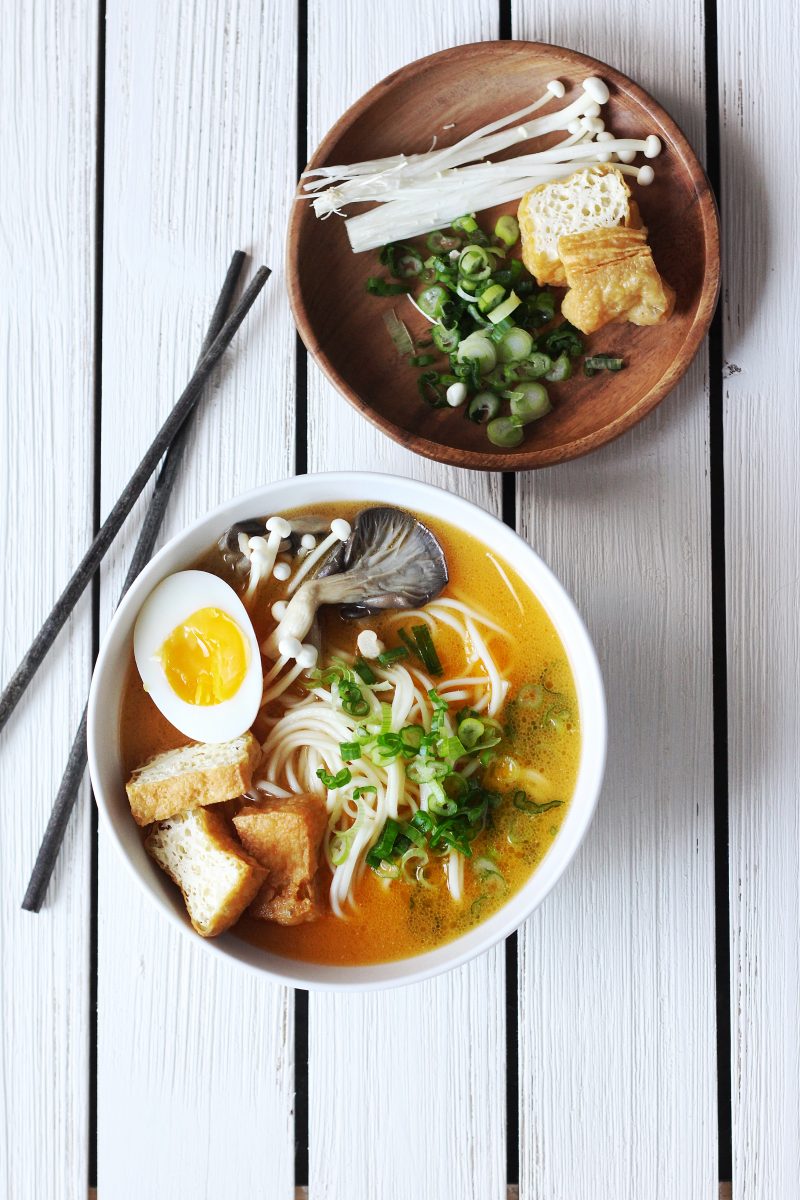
(88, 471, 607, 990)
(286, 39, 721, 472)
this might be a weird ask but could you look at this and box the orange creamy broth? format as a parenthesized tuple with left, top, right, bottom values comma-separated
(118, 503, 580, 965)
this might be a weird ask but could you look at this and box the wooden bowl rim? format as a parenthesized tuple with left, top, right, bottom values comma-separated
(287, 39, 721, 472)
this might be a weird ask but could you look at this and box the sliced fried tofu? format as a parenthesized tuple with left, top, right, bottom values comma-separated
(518, 164, 638, 287)
(234, 794, 328, 926)
(559, 225, 675, 333)
(126, 732, 261, 826)
(146, 807, 267, 937)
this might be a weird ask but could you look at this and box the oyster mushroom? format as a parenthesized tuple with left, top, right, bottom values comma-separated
(218, 515, 346, 589)
(263, 507, 448, 659)
(218, 520, 267, 582)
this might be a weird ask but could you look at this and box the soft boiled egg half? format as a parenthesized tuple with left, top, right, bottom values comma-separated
(133, 570, 262, 742)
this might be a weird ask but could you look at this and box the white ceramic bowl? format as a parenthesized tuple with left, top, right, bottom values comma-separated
(88, 472, 606, 990)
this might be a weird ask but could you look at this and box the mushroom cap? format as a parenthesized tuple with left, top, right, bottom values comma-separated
(334, 506, 448, 619)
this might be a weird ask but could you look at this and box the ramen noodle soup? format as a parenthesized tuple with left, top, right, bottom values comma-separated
(119, 503, 580, 964)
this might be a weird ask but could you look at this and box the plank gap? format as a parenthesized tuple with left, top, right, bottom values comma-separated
(88, 0, 108, 1190)
(293, 0, 311, 1190)
(702, 0, 733, 1183)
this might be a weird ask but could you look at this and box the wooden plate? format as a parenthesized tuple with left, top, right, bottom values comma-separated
(287, 41, 720, 471)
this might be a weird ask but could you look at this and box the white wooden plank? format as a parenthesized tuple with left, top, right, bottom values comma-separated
(718, 3, 800, 1196)
(97, 3, 297, 1197)
(0, 3, 96, 1196)
(304, 4, 506, 1199)
(510, 6, 718, 1198)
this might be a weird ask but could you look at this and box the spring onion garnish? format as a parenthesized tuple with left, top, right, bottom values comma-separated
(339, 741, 362, 762)
(584, 354, 625, 376)
(377, 645, 409, 666)
(410, 624, 443, 675)
(365, 207, 616, 451)
(366, 276, 412, 297)
(512, 789, 564, 815)
(487, 415, 524, 448)
(317, 766, 353, 789)
(353, 785, 377, 799)
(339, 680, 370, 717)
(354, 657, 377, 685)
(383, 308, 415, 357)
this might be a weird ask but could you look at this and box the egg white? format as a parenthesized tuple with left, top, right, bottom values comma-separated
(133, 570, 262, 743)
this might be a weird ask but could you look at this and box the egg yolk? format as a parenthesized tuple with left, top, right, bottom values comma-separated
(159, 607, 249, 706)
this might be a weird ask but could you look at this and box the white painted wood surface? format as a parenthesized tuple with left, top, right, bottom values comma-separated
(5, 0, 796, 1196)
(0, 3, 96, 1197)
(305, 4, 507, 1198)
(97, 3, 297, 1197)
(511, 4, 718, 1198)
(718, 2, 800, 1196)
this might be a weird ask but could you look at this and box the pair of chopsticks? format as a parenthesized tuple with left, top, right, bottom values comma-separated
(0, 250, 271, 911)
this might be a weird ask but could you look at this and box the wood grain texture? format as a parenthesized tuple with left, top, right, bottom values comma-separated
(718, 1, 800, 1195)
(304, 3, 506, 1199)
(290, 40, 719, 471)
(0, 2, 96, 1196)
(97, 3, 297, 1197)
(511, 4, 718, 1198)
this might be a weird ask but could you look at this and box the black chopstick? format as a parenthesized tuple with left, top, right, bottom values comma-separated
(21, 251, 256, 912)
(1, 259, 271, 739)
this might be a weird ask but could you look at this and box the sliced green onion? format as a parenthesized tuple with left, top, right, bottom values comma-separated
(417, 371, 449, 408)
(488, 290, 521, 324)
(458, 245, 492, 280)
(477, 283, 506, 314)
(365, 852, 400, 878)
(458, 716, 485, 749)
(494, 214, 520, 247)
(467, 391, 501, 425)
(329, 831, 353, 867)
(383, 309, 415, 357)
(432, 323, 460, 353)
(456, 332, 497, 375)
(410, 624, 442, 675)
(486, 415, 524, 448)
(428, 687, 448, 710)
(316, 766, 352, 789)
(508, 381, 551, 425)
(474, 856, 506, 885)
(542, 705, 571, 733)
(513, 790, 564, 815)
(354, 658, 377, 685)
(417, 284, 450, 320)
(497, 327, 533, 364)
(339, 741, 361, 762)
(377, 645, 409, 666)
(440, 735, 467, 761)
(400, 724, 425, 752)
(366, 276, 411, 297)
(406, 758, 449, 784)
(545, 353, 572, 382)
(353, 784, 377, 799)
(452, 214, 479, 234)
(341, 692, 369, 717)
(516, 682, 545, 710)
(513, 352, 552, 380)
(584, 354, 625, 375)
(427, 783, 458, 817)
(372, 817, 401, 860)
(426, 230, 462, 253)
(540, 321, 583, 360)
(410, 354, 436, 367)
(410, 810, 436, 836)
